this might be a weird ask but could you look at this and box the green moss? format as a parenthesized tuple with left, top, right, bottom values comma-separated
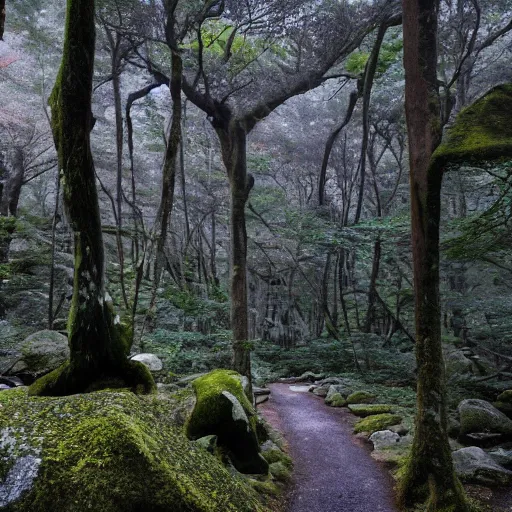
(354, 413, 402, 434)
(269, 462, 291, 483)
(28, 359, 155, 396)
(187, 370, 268, 474)
(346, 391, 376, 404)
(0, 388, 269, 512)
(497, 390, 512, 403)
(248, 479, 280, 497)
(326, 393, 347, 407)
(261, 449, 292, 469)
(432, 84, 512, 168)
(348, 404, 394, 417)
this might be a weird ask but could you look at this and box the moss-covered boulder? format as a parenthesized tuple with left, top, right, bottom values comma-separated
(346, 391, 376, 404)
(0, 388, 268, 512)
(458, 399, 512, 437)
(354, 413, 402, 434)
(324, 385, 350, 404)
(9, 330, 69, 378)
(497, 390, 512, 403)
(325, 393, 346, 407)
(348, 404, 394, 417)
(432, 84, 512, 168)
(494, 390, 512, 418)
(186, 370, 269, 475)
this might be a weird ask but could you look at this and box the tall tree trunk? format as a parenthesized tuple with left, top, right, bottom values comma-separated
(398, 0, 470, 510)
(107, 28, 129, 309)
(145, 52, 183, 330)
(354, 21, 389, 224)
(318, 90, 358, 206)
(0, 148, 24, 263)
(215, 118, 254, 384)
(364, 237, 381, 333)
(48, 170, 61, 329)
(30, 0, 154, 397)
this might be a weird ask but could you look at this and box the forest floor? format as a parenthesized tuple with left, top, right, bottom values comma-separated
(259, 383, 398, 512)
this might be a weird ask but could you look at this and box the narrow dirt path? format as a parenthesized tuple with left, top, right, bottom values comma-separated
(259, 383, 398, 512)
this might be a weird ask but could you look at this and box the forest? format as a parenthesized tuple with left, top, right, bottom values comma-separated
(1, 0, 512, 511)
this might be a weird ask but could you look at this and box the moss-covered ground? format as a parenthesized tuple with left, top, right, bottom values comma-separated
(0, 387, 270, 512)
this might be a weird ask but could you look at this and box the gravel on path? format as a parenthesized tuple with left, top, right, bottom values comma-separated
(259, 383, 398, 512)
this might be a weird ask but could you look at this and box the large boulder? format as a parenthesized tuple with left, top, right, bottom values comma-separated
(452, 446, 512, 485)
(0, 388, 267, 512)
(9, 330, 69, 378)
(458, 399, 512, 437)
(186, 370, 268, 474)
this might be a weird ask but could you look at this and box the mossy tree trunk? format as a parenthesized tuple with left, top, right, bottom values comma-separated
(397, 0, 470, 510)
(29, 0, 154, 396)
(215, 117, 254, 385)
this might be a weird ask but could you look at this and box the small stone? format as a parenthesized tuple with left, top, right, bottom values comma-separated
(488, 448, 512, 468)
(389, 424, 410, 436)
(369, 430, 400, 450)
(130, 353, 163, 372)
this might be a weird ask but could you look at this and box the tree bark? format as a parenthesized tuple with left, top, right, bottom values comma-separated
(0, 148, 24, 263)
(364, 237, 381, 333)
(398, 0, 470, 509)
(30, 0, 154, 396)
(215, 118, 254, 385)
(145, 51, 183, 331)
(354, 21, 389, 223)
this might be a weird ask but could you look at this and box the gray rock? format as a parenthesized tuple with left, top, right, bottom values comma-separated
(369, 430, 400, 450)
(193, 435, 218, 454)
(156, 383, 179, 393)
(0, 455, 42, 507)
(17, 330, 69, 377)
(444, 347, 475, 376)
(130, 353, 163, 372)
(260, 440, 279, 452)
(317, 377, 345, 386)
(459, 399, 512, 436)
(254, 387, 270, 405)
(312, 386, 329, 397)
(325, 385, 351, 403)
(488, 448, 512, 468)
(453, 446, 512, 485)
(389, 424, 410, 436)
(0, 349, 21, 375)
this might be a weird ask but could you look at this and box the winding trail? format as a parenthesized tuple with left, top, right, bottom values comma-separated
(259, 383, 398, 512)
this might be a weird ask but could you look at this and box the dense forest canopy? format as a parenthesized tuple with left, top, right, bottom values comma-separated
(0, 0, 511, 361)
